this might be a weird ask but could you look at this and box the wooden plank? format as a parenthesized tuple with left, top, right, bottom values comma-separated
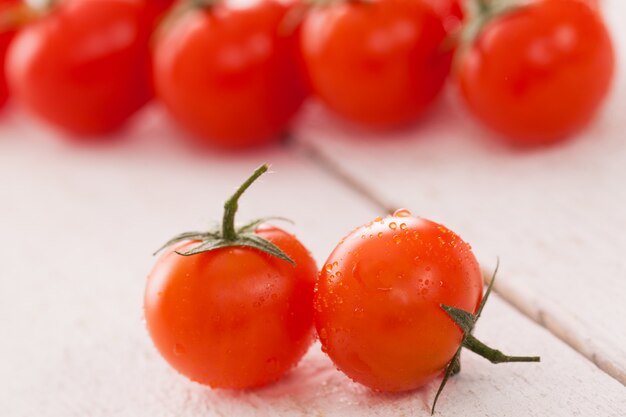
(1, 106, 625, 416)
(293, 0, 626, 385)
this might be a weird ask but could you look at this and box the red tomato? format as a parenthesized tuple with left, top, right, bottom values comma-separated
(300, 0, 452, 129)
(457, 0, 614, 145)
(0, 0, 21, 109)
(144, 165, 317, 388)
(153, 0, 308, 149)
(145, 226, 317, 388)
(315, 209, 483, 391)
(425, 0, 463, 33)
(6, 0, 162, 135)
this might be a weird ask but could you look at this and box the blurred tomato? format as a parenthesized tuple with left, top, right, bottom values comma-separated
(6, 0, 171, 136)
(300, 0, 452, 129)
(0, 0, 21, 109)
(457, 0, 614, 145)
(425, 0, 463, 33)
(153, 0, 308, 149)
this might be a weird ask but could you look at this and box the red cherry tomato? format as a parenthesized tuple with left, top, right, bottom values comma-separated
(145, 226, 317, 388)
(144, 165, 317, 388)
(0, 0, 21, 109)
(425, 0, 463, 33)
(300, 0, 452, 129)
(457, 0, 614, 145)
(314, 209, 483, 391)
(153, 0, 308, 149)
(6, 0, 162, 135)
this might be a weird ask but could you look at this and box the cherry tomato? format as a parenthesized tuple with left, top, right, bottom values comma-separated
(0, 0, 21, 109)
(144, 166, 317, 388)
(457, 0, 614, 145)
(425, 0, 463, 33)
(300, 0, 452, 129)
(153, 0, 308, 149)
(6, 0, 162, 136)
(146, 227, 317, 388)
(314, 209, 483, 391)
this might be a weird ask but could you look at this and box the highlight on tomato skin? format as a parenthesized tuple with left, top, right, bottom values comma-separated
(5, 0, 162, 136)
(456, 0, 614, 146)
(152, 0, 309, 149)
(299, 0, 453, 130)
(314, 209, 483, 392)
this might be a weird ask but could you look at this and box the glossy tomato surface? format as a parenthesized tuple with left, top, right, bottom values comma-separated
(300, 0, 452, 129)
(315, 210, 483, 391)
(153, 0, 308, 149)
(6, 0, 156, 135)
(144, 225, 317, 389)
(457, 0, 614, 145)
(0, 0, 20, 109)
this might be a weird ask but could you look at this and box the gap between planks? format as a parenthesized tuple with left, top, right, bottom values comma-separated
(287, 137, 626, 389)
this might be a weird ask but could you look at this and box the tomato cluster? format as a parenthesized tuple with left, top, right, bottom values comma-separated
(144, 165, 539, 412)
(0, 0, 615, 147)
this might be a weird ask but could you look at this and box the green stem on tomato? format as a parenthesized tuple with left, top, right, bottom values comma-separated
(222, 164, 269, 241)
(475, 0, 492, 14)
(431, 261, 540, 414)
(464, 334, 541, 364)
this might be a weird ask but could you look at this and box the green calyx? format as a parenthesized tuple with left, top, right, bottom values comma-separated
(155, 164, 295, 265)
(449, 0, 521, 64)
(431, 260, 540, 414)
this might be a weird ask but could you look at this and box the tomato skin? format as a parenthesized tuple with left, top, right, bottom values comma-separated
(315, 212, 483, 392)
(144, 225, 317, 389)
(300, 0, 452, 129)
(457, 0, 614, 145)
(424, 0, 463, 33)
(0, 0, 20, 109)
(153, 0, 308, 149)
(6, 0, 156, 135)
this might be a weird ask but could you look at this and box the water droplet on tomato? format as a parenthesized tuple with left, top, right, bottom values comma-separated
(389, 222, 397, 230)
(374, 216, 383, 223)
(393, 208, 412, 218)
(174, 343, 186, 356)
(377, 232, 383, 238)
(319, 328, 328, 341)
(400, 223, 407, 230)
(325, 263, 333, 272)
(393, 235, 401, 244)
(266, 358, 279, 373)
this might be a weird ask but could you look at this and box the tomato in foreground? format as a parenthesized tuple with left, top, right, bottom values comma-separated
(144, 165, 317, 389)
(153, 0, 308, 149)
(300, 0, 452, 129)
(6, 0, 165, 136)
(315, 209, 484, 391)
(457, 0, 614, 145)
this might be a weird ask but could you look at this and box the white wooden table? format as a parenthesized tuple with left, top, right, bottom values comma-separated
(2, 1, 626, 415)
